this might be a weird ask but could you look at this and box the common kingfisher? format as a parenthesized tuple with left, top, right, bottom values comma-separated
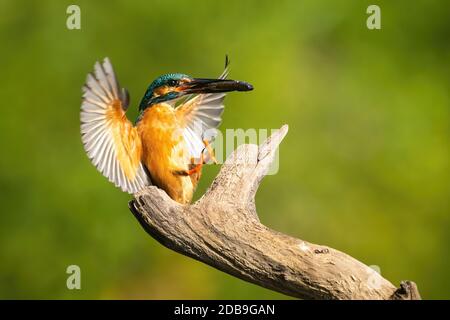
(80, 58, 253, 204)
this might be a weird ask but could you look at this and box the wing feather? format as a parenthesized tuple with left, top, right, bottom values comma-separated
(175, 61, 229, 159)
(80, 58, 151, 194)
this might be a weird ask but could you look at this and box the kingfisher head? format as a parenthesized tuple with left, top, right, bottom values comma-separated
(139, 73, 253, 111)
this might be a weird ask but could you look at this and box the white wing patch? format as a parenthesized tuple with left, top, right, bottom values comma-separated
(81, 58, 151, 194)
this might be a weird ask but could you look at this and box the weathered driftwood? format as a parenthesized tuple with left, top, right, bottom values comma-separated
(129, 125, 421, 300)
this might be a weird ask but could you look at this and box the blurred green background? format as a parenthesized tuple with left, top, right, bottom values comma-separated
(0, 0, 448, 299)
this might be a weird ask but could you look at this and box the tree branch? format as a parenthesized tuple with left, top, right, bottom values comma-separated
(128, 125, 421, 300)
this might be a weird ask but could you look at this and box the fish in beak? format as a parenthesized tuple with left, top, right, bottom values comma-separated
(181, 78, 253, 94)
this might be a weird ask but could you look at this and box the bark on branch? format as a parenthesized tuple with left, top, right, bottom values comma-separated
(128, 125, 421, 300)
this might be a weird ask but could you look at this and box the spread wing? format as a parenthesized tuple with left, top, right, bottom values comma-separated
(175, 63, 229, 160)
(80, 58, 151, 194)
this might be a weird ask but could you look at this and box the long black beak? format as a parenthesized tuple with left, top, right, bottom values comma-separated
(181, 78, 253, 94)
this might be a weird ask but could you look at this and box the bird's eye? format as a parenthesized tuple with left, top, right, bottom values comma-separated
(168, 79, 178, 87)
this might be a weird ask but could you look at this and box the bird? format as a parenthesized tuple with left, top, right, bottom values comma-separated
(80, 57, 253, 204)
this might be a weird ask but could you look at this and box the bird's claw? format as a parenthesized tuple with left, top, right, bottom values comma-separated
(202, 139, 217, 164)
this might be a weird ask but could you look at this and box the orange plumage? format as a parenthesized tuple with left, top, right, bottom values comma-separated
(107, 100, 143, 181)
(80, 57, 252, 203)
(138, 103, 195, 204)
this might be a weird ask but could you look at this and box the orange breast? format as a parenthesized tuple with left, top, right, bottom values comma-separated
(137, 103, 195, 204)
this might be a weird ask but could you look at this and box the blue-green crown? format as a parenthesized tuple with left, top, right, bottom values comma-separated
(139, 73, 190, 111)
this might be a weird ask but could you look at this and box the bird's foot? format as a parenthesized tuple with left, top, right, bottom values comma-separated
(202, 139, 217, 164)
(187, 163, 203, 175)
(172, 163, 203, 176)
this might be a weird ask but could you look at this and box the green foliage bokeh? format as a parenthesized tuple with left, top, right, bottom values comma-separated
(0, 0, 448, 299)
